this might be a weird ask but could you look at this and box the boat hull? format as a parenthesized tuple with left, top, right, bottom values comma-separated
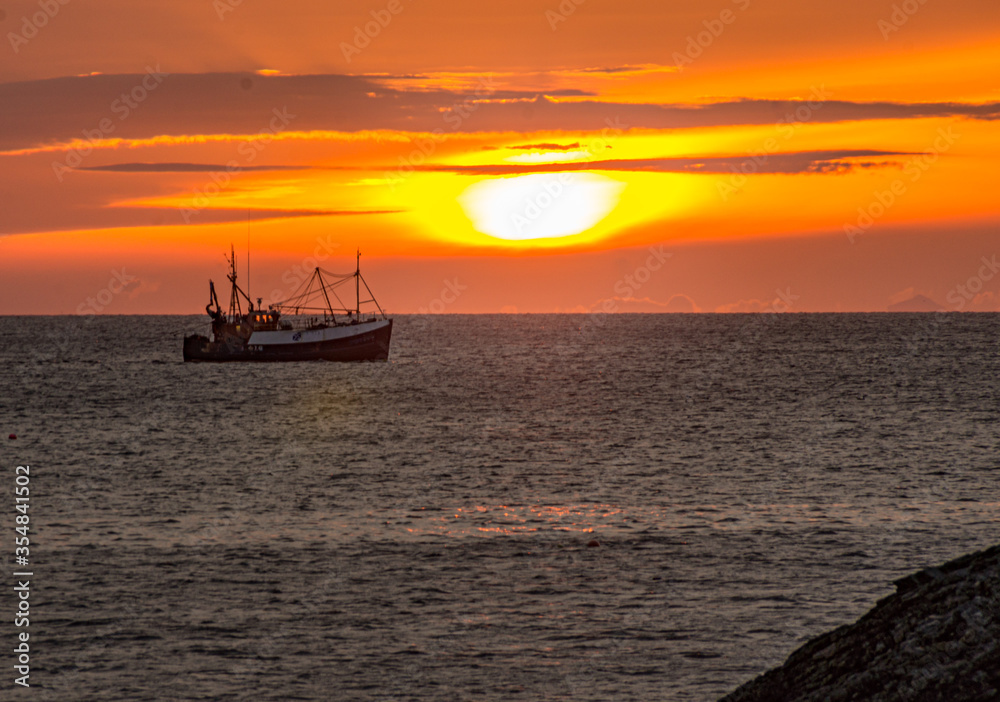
(183, 319, 392, 362)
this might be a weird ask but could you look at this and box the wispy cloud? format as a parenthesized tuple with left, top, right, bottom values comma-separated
(569, 64, 679, 75)
(77, 162, 313, 173)
(501, 142, 583, 151)
(0, 206, 401, 236)
(3, 72, 998, 152)
(399, 150, 910, 176)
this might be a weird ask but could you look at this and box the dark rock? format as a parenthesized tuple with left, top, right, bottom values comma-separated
(720, 543, 1000, 702)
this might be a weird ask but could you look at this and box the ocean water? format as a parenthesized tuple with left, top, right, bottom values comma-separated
(2, 313, 999, 701)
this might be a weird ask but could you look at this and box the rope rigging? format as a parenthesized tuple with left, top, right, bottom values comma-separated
(270, 257, 386, 319)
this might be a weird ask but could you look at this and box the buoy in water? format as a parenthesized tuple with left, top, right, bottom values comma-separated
(7, 434, 15, 440)
(586, 539, 600, 548)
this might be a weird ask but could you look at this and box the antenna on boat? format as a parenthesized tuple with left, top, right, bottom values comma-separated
(246, 209, 251, 311)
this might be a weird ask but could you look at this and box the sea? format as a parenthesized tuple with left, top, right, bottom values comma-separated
(1, 313, 998, 701)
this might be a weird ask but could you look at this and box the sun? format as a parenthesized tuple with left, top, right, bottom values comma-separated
(458, 173, 626, 241)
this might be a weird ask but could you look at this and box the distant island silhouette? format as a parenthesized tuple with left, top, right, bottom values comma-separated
(887, 294, 945, 312)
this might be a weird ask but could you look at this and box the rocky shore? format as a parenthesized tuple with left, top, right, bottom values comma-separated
(720, 543, 1000, 702)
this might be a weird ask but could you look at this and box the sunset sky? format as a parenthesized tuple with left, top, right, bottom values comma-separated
(1, 0, 998, 313)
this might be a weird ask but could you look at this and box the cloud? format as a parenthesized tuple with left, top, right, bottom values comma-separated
(0, 73, 576, 152)
(569, 64, 679, 76)
(715, 298, 778, 313)
(76, 163, 312, 173)
(505, 142, 583, 151)
(370, 72, 593, 97)
(968, 292, 1000, 312)
(402, 150, 909, 177)
(65, 151, 912, 185)
(588, 295, 701, 312)
(663, 294, 701, 313)
(460, 97, 1000, 134)
(0, 206, 401, 236)
(2, 72, 998, 152)
(125, 278, 161, 300)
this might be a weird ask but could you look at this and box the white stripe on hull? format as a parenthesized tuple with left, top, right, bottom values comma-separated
(248, 319, 391, 347)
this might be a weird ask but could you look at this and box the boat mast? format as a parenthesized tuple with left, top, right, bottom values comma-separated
(246, 211, 252, 311)
(317, 269, 336, 318)
(227, 244, 241, 319)
(225, 243, 256, 319)
(356, 248, 361, 318)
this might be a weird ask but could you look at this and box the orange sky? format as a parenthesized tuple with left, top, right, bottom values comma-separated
(1, 0, 999, 313)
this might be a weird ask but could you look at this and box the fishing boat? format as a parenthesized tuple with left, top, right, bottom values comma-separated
(183, 247, 392, 362)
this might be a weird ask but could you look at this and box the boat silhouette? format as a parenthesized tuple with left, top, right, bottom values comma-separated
(183, 246, 391, 362)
